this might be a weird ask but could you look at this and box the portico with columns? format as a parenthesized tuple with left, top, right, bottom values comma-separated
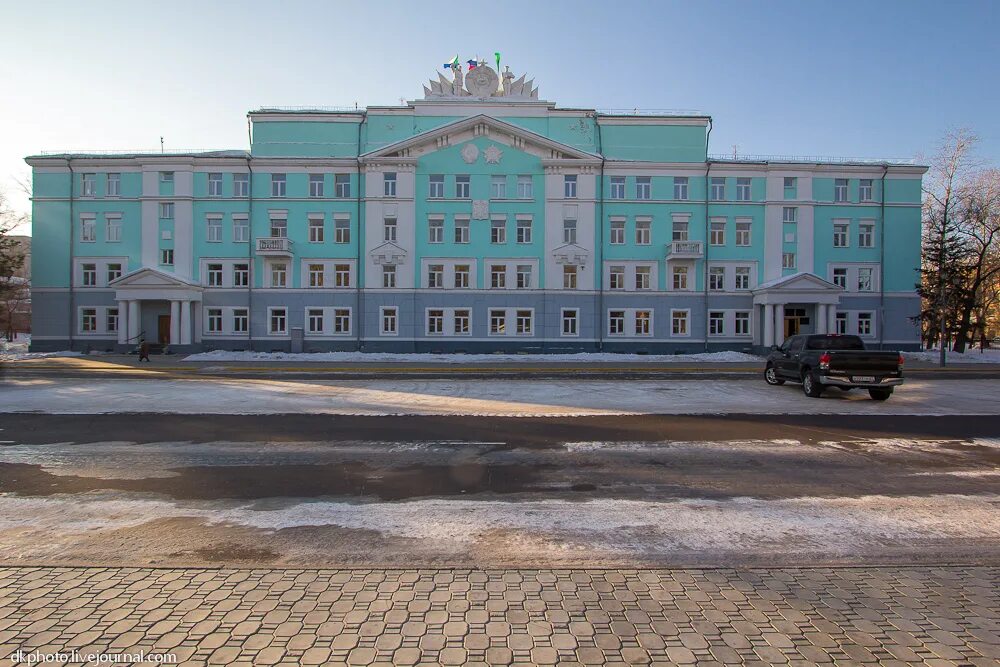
(108, 268, 202, 350)
(752, 272, 844, 349)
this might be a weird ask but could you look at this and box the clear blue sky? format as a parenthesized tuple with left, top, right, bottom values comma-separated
(2, 0, 998, 232)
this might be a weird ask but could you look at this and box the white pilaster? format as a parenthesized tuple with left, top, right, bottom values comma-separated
(117, 300, 128, 345)
(128, 301, 140, 341)
(764, 304, 775, 347)
(816, 303, 827, 335)
(169, 300, 180, 345)
(775, 304, 785, 344)
(180, 301, 192, 345)
(828, 304, 837, 334)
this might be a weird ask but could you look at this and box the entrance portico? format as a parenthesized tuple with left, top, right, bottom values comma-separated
(108, 268, 203, 349)
(752, 272, 843, 349)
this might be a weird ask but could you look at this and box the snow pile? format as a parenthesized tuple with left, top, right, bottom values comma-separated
(0, 335, 82, 361)
(903, 348, 1000, 364)
(183, 349, 762, 364)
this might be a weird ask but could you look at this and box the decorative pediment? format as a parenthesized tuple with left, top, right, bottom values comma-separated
(109, 267, 201, 289)
(369, 241, 408, 266)
(551, 243, 591, 267)
(752, 272, 843, 306)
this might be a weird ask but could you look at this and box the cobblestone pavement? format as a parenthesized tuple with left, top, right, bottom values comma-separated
(0, 568, 997, 666)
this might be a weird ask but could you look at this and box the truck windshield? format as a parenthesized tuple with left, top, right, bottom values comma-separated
(806, 336, 866, 350)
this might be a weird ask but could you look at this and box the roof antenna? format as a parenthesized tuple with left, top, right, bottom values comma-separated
(160, 136, 164, 153)
(731, 144, 738, 159)
(354, 101, 358, 110)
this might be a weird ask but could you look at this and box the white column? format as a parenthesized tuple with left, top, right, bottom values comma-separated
(180, 300, 192, 345)
(117, 300, 128, 345)
(764, 304, 775, 347)
(828, 304, 838, 334)
(128, 300, 140, 341)
(775, 304, 785, 344)
(169, 301, 180, 345)
(816, 303, 827, 335)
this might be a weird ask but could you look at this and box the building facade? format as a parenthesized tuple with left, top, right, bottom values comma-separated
(27, 66, 926, 354)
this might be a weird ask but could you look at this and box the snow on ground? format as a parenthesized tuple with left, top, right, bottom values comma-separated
(903, 348, 1000, 364)
(183, 350, 762, 364)
(0, 334, 82, 361)
(2, 376, 999, 416)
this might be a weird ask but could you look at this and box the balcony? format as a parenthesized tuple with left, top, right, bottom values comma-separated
(256, 237, 293, 256)
(665, 240, 704, 260)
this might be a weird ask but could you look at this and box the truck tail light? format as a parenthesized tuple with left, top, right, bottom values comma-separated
(819, 352, 831, 370)
(898, 354, 904, 368)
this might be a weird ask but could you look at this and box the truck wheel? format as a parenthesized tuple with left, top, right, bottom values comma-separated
(868, 389, 893, 401)
(764, 364, 784, 385)
(802, 371, 824, 398)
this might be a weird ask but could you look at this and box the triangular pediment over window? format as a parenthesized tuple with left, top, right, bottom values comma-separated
(109, 267, 201, 289)
(369, 241, 408, 265)
(551, 243, 592, 267)
(110, 267, 203, 302)
(752, 271, 842, 305)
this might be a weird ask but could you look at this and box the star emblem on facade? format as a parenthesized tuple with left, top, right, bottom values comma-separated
(483, 145, 503, 164)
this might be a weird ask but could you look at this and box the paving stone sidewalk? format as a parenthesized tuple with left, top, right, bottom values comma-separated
(0, 567, 996, 666)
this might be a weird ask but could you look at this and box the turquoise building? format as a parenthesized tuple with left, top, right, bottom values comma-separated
(26, 65, 926, 354)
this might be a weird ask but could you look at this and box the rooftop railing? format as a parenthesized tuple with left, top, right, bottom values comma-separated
(709, 153, 917, 165)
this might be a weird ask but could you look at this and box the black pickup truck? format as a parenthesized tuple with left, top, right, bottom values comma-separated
(764, 334, 904, 400)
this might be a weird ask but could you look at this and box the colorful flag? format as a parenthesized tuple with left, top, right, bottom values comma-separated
(467, 59, 478, 70)
(442, 55, 459, 69)
(495, 52, 501, 71)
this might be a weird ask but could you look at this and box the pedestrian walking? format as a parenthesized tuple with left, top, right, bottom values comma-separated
(138, 339, 150, 362)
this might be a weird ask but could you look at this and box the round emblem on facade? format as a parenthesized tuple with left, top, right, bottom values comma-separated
(464, 65, 499, 97)
(460, 143, 479, 164)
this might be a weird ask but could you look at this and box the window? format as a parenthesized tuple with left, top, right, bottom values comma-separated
(859, 223, 874, 248)
(858, 312, 873, 336)
(516, 310, 532, 335)
(233, 309, 248, 333)
(160, 171, 174, 184)
(428, 264, 444, 288)
(429, 174, 444, 198)
(858, 267, 874, 292)
(491, 176, 506, 199)
(672, 266, 688, 290)
(609, 310, 625, 336)
(783, 207, 797, 224)
(673, 177, 689, 200)
(207, 217, 222, 242)
(735, 266, 751, 290)
(334, 218, 350, 244)
(836, 313, 848, 335)
(833, 223, 849, 248)
(107, 263, 122, 283)
(835, 178, 848, 202)
(107, 173, 120, 197)
(80, 173, 94, 197)
(234, 263, 249, 287)
(207, 263, 223, 287)
(208, 173, 223, 197)
(635, 266, 651, 290)
(456, 175, 470, 198)
(735, 311, 751, 336)
(334, 309, 351, 334)
(106, 216, 122, 242)
(635, 219, 651, 245)
(671, 310, 689, 336)
(382, 265, 396, 288)
(832, 268, 847, 289)
(454, 264, 470, 289)
(635, 311, 652, 336)
(271, 173, 286, 197)
(490, 264, 506, 289)
(305, 218, 322, 243)
(159, 202, 174, 219)
(709, 266, 725, 291)
(784, 177, 797, 190)
(81, 308, 97, 332)
(233, 217, 249, 243)
(270, 263, 287, 287)
(270, 218, 287, 238)
(672, 220, 689, 242)
(635, 177, 651, 200)
(610, 266, 625, 290)
(736, 177, 751, 201)
(516, 265, 532, 289)
(234, 173, 249, 198)
(563, 219, 577, 244)
(160, 249, 174, 266)
(709, 311, 725, 336)
(308, 264, 324, 288)
(383, 172, 397, 197)
(208, 308, 224, 333)
(269, 308, 287, 335)
(860, 179, 873, 202)
(383, 218, 397, 242)
(516, 218, 532, 244)
(563, 265, 578, 289)
(381, 307, 397, 335)
(308, 174, 324, 198)
(735, 220, 751, 246)
(454, 309, 471, 335)
(335, 174, 351, 198)
(455, 219, 470, 243)
(710, 177, 725, 201)
(564, 175, 577, 198)
(82, 263, 97, 287)
(517, 175, 533, 199)
(491, 219, 506, 244)
(561, 309, 578, 336)
(710, 220, 726, 246)
(489, 310, 506, 335)
(610, 219, 625, 245)
(107, 308, 119, 333)
(307, 309, 324, 334)
(610, 176, 625, 199)
(782, 252, 796, 269)
(428, 218, 444, 243)
(334, 264, 351, 288)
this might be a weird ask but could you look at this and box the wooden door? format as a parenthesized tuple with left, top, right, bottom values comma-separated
(158, 316, 171, 344)
(784, 316, 799, 339)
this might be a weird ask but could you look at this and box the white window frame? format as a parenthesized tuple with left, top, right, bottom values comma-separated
(710, 218, 726, 246)
(709, 266, 725, 292)
(233, 173, 249, 198)
(271, 173, 286, 198)
(735, 311, 751, 336)
(490, 218, 507, 244)
(783, 207, 797, 224)
(268, 307, 288, 335)
(610, 176, 625, 200)
(673, 177, 689, 201)
(208, 173, 223, 198)
(858, 222, 875, 248)
(308, 217, 325, 243)
(859, 179, 873, 202)
(309, 173, 324, 198)
(206, 215, 223, 243)
(335, 174, 351, 198)
(608, 310, 626, 336)
(517, 175, 533, 199)
(710, 177, 725, 201)
(159, 202, 174, 219)
(564, 175, 577, 199)
(383, 217, 397, 242)
(610, 218, 625, 245)
(428, 217, 444, 244)
(736, 178, 751, 201)
(429, 174, 445, 198)
(635, 177, 651, 200)
(383, 172, 397, 198)
(334, 217, 351, 244)
(491, 175, 507, 199)
(833, 221, 849, 248)
(455, 175, 470, 199)
(206, 263, 224, 288)
(672, 265, 689, 291)
(835, 178, 849, 202)
(635, 219, 651, 245)
(516, 217, 532, 244)
(81, 173, 96, 197)
(382, 264, 397, 288)
(563, 265, 578, 290)
(671, 309, 691, 337)
(634, 310, 652, 337)
(455, 217, 470, 244)
(233, 216, 249, 243)
(105, 214, 122, 243)
(735, 219, 752, 247)
(427, 309, 445, 336)
(160, 249, 174, 266)
(708, 311, 725, 337)
(380, 307, 398, 336)
(515, 309, 534, 336)
(782, 253, 796, 269)
(562, 219, 577, 245)
(561, 308, 579, 337)
(106, 173, 120, 197)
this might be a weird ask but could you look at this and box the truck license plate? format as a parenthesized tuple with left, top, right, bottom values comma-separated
(852, 376, 876, 383)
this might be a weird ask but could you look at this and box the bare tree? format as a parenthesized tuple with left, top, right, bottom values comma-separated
(0, 188, 28, 341)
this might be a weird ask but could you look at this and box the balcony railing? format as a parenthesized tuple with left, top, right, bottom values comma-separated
(256, 237, 293, 255)
(665, 240, 704, 259)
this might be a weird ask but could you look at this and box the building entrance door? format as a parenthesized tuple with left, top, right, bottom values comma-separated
(783, 307, 809, 338)
(158, 316, 171, 344)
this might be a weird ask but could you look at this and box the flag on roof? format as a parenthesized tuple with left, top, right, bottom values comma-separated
(467, 59, 478, 70)
(442, 55, 459, 69)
